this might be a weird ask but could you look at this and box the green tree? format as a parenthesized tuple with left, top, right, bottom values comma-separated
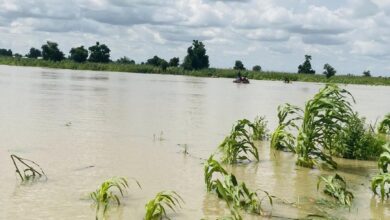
(26, 47, 41, 58)
(41, 41, 65, 61)
(88, 42, 111, 63)
(116, 56, 135, 64)
(146, 55, 166, 66)
(323, 63, 336, 78)
(160, 60, 169, 70)
(13, 53, 22, 58)
(182, 40, 209, 70)
(69, 46, 88, 63)
(298, 55, 315, 74)
(233, 60, 246, 70)
(169, 57, 180, 67)
(0, 48, 13, 56)
(252, 65, 261, 72)
(363, 70, 371, 77)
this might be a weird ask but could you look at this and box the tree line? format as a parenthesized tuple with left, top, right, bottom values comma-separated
(0, 40, 372, 77)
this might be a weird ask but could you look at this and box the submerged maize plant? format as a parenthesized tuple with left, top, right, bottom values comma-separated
(218, 119, 259, 164)
(317, 174, 354, 206)
(10, 154, 47, 182)
(270, 104, 302, 152)
(296, 84, 355, 169)
(378, 113, 390, 135)
(371, 143, 390, 200)
(90, 177, 140, 218)
(204, 156, 228, 192)
(144, 191, 184, 220)
(251, 116, 269, 141)
(204, 156, 272, 217)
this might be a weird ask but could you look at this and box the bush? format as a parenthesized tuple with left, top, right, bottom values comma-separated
(335, 115, 386, 160)
(252, 65, 261, 71)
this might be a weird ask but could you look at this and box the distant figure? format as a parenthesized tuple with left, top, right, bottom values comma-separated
(233, 72, 250, 84)
(284, 77, 290, 84)
(236, 72, 242, 81)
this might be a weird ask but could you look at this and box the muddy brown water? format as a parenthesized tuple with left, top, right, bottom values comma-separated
(0, 65, 389, 220)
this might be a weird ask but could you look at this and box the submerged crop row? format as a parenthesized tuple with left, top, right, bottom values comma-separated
(7, 83, 390, 219)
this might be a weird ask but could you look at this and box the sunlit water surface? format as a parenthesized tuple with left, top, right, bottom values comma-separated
(0, 65, 389, 220)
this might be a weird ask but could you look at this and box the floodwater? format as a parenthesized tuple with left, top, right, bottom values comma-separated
(0, 65, 389, 220)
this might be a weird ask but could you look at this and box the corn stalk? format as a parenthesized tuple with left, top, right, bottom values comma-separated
(372, 143, 390, 200)
(317, 174, 354, 206)
(144, 191, 184, 220)
(90, 177, 140, 218)
(218, 119, 259, 164)
(204, 157, 272, 217)
(10, 154, 47, 182)
(378, 113, 390, 135)
(296, 84, 355, 169)
(270, 104, 302, 152)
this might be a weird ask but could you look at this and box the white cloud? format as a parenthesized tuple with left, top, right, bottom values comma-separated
(0, 0, 389, 75)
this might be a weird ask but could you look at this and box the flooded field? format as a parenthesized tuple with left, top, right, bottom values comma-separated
(0, 65, 389, 219)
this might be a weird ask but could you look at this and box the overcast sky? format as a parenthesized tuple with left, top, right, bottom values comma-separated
(1, 0, 390, 76)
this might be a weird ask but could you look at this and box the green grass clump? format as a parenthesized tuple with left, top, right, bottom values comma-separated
(372, 143, 390, 201)
(144, 191, 184, 220)
(218, 119, 259, 164)
(90, 177, 140, 217)
(296, 84, 355, 169)
(317, 174, 354, 206)
(334, 114, 386, 160)
(270, 104, 302, 152)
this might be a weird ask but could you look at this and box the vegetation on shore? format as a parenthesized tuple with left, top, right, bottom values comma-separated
(1, 56, 389, 85)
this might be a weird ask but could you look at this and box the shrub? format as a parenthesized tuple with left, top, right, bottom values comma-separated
(335, 115, 386, 160)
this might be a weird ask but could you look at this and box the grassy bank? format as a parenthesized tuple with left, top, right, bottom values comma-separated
(1, 56, 389, 86)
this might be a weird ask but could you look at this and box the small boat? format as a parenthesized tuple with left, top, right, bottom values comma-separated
(233, 78, 250, 84)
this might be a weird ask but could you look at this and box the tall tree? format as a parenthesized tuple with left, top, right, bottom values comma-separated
(323, 63, 336, 78)
(363, 70, 371, 77)
(69, 46, 88, 63)
(298, 55, 315, 74)
(26, 47, 41, 58)
(41, 41, 65, 61)
(146, 55, 166, 66)
(146, 55, 168, 70)
(252, 65, 261, 71)
(169, 57, 180, 67)
(116, 56, 135, 64)
(182, 40, 209, 70)
(88, 42, 111, 63)
(233, 60, 246, 70)
(0, 48, 13, 56)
